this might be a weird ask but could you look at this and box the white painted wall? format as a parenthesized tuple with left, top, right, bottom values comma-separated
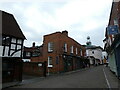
(87, 49, 102, 60)
(12, 51, 21, 57)
(89, 58, 94, 65)
(102, 51, 108, 59)
(1, 37, 23, 57)
(10, 50, 14, 56)
(0, 46, 3, 56)
(22, 59, 30, 62)
(11, 44, 16, 49)
(86, 48, 103, 64)
(4, 46, 9, 57)
(17, 45, 21, 50)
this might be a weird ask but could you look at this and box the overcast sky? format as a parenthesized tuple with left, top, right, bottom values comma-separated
(0, 0, 113, 48)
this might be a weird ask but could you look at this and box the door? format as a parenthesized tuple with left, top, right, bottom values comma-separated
(63, 57, 68, 72)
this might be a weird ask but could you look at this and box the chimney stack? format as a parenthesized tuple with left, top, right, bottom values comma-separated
(32, 42, 35, 47)
(62, 30, 68, 36)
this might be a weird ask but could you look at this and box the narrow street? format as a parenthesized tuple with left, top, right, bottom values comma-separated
(11, 65, 120, 88)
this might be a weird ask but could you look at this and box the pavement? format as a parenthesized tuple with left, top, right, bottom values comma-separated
(103, 66, 120, 88)
(4, 65, 120, 89)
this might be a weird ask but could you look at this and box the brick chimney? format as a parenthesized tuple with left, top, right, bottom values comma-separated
(62, 30, 68, 36)
(32, 42, 35, 47)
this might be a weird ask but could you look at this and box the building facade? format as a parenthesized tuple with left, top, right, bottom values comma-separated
(102, 51, 108, 64)
(0, 10, 26, 57)
(22, 42, 43, 62)
(0, 10, 26, 88)
(104, 0, 120, 78)
(84, 36, 103, 65)
(31, 31, 86, 74)
(86, 46, 103, 65)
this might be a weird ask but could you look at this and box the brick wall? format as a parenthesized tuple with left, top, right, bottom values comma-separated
(31, 31, 86, 74)
(23, 62, 46, 76)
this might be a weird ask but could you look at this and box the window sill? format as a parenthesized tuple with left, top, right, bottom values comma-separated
(48, 51, 53, 53)
(47, 65, 53, 67)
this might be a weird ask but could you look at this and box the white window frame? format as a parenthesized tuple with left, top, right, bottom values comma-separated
(11, 38, 16, 43)
(48, 56, 53, 67)
(80, 49, 82, 56)
(71, 46, 73, 53)
(64, 43, 67, 52)
(17, 39, 22, 44)
(114, 18, 118, 26)
(26, 52, 31, 57)
(76, 48, 78, 54)
(48, 42, 54, 52)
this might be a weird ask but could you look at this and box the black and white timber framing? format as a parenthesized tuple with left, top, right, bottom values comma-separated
(0, 10, 26, 58)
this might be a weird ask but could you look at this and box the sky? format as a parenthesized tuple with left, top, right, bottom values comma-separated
(0, 0, 113, 48)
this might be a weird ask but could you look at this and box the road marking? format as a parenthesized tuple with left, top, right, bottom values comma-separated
(103, 68, 111, 89)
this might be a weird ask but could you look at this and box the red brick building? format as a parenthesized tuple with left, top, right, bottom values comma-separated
(104, 0, 120, 47)
(23, 42, 43, 62)
(103, 0, 120, 78)
(31, 31, 86, 74)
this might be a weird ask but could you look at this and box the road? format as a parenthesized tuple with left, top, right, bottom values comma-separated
(11, 65, 120, 88)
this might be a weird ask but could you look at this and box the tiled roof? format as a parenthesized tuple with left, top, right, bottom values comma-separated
(0, 10, 26, 39)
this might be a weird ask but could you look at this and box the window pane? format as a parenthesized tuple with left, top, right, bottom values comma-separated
(17, 45, 21, 50)
(26, 52, 31, 57)
(6, 37, 10, 46)
(80, 49, 82, 56)
(63, 43, 67, 52)
(71, 46, 73, 53)
(56, 56, 59, 64)
(48, 42, 54, 52)
(11, 38, 16, 43)
(48, 56, 52, 65)
(17, 39, 22, 44)
(76, 48, 78, 54)
(11, 44, 16, 49)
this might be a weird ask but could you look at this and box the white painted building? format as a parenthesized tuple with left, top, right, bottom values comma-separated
(86, 46, 103, 65)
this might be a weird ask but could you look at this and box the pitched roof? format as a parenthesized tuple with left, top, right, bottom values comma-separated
(44, 31, 84, 49)
(86, 45, 103, 50)
(0, 10, 26, 39)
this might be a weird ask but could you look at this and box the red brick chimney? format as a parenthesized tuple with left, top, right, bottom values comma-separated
(62, 30, 68, 36)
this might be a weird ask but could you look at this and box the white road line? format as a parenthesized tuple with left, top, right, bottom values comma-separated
(103, 68, 111, 89)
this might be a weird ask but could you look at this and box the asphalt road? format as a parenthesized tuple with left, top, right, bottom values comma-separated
(11, 65, 120, 88)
